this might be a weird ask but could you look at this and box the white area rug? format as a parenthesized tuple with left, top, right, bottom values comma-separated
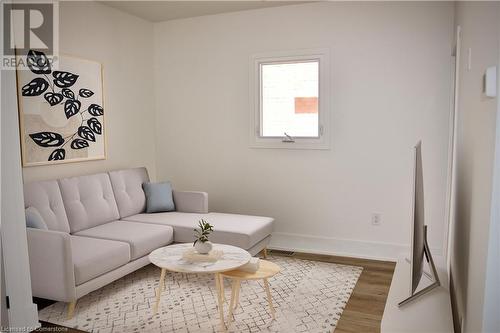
(39, 256, 362, 333)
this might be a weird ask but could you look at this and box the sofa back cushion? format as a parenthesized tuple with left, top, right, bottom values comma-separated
(59, 173, 120, 233)
(23, 180, 71, 233)
(108, 167, 149, 218)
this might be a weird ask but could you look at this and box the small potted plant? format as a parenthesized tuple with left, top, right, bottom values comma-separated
(193, 219, 214, 254)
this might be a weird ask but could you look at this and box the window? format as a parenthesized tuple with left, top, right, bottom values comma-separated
(261, 61, 319, 137)
(250, 49, 330, 149)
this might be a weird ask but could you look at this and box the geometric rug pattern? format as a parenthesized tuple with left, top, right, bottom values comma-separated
(38, 256, 362, 333)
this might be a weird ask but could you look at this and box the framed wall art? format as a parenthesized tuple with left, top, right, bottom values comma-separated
(16, 50, 106, 166)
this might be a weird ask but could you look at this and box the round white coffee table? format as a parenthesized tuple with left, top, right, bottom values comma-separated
(149, 243, 251, 330)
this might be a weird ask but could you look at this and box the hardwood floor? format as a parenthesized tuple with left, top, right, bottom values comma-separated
(36, 250, 395, 333)
(277, 251, 396, 333)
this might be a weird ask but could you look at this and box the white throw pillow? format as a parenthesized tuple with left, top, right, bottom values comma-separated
(25, 206, 48, 230)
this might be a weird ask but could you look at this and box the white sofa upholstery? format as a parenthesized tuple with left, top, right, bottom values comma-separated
(108, 168, 149, 218)
(23, 167, 274, 306)
(124, 212, 273, 250)
(26, 228, 75, 302)
(71, 236, 130, 285)
(58, 173, 121, 233)
(24, 180, 70, 233)
(74, 221, 174, 260)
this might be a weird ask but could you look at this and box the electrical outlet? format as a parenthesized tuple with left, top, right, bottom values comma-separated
(371, 213, 381, 226)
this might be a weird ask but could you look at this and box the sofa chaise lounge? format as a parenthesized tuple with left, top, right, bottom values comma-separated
(24, 167, 273, 317)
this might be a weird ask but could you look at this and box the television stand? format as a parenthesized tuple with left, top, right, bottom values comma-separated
(399, 225, 441, 306)
(381, 254, 453, 333)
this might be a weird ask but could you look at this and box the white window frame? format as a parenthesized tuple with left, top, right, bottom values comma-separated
(249, 48, 331, 150)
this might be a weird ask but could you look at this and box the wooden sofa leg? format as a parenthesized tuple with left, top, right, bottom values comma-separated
(262, 247, 268, 259)
(67, 300, 77, 319)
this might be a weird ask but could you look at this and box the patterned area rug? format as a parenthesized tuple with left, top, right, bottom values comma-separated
(39, 256, 362, 333)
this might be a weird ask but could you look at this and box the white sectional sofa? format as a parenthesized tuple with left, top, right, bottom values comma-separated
(23, 167, 273, 316)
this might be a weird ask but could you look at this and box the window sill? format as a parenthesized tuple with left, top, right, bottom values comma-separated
(250, 138, 330, 150)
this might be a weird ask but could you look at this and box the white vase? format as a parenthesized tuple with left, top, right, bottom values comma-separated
(194, 241, 212, 254)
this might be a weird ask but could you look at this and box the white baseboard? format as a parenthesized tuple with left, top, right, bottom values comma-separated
(268, 232, 443, 262)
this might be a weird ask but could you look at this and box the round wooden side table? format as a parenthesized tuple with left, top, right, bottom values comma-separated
(220, 259, 281, 323)
(149, 243, 251, 331)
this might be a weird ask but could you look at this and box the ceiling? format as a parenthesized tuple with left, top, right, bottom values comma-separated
(101, 1, 307, 22)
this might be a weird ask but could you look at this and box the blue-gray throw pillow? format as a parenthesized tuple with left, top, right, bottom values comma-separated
(25, 206, 48, 230)
(143, 181, 175, 213)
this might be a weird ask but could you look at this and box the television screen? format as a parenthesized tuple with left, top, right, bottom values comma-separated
(411, 141, 425, 293)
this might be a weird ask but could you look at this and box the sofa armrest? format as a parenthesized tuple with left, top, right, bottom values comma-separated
(173, 191, 208, 214)
(26, 228, 76, 302)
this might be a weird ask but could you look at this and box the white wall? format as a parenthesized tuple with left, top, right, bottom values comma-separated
(449, 2, 500, 333)
(22, 1, 157, 183)
(482, 50, 500, 331)
(482, 12, 500, 329)
(153, 2, 455, 259)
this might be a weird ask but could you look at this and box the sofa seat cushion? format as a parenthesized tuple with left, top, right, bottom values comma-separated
(74, 221, 174, 260)
(123, 212, 274, 250)
(71, 236, 130, 285)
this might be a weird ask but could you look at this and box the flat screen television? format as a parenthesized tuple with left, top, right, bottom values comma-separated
(398, 141, 441, 307)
